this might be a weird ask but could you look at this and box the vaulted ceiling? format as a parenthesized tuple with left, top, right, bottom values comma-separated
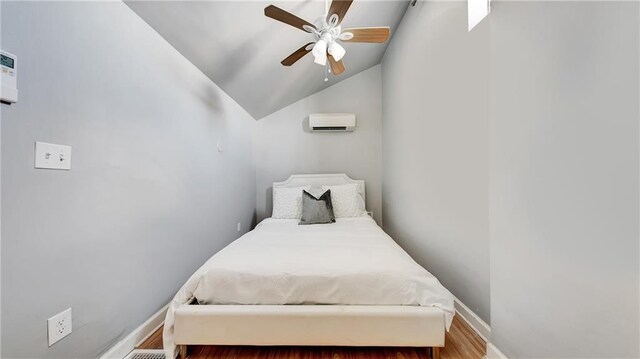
(125, 0, 409, 119)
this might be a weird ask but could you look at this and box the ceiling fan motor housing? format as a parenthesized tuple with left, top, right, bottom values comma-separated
(309, 17, 346, 65)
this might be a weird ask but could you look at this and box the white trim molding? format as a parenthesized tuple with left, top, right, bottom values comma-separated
(453, 297, 491, 342)
(486, 342, 509, 359)
(100, 303, 169, 359)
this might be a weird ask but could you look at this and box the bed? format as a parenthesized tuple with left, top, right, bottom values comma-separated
(163, 174, 455, 359)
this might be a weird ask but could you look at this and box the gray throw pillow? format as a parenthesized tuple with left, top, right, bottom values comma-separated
(299, 190, 336, 225)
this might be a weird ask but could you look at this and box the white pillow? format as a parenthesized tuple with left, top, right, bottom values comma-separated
(272, 186, 311, 219)
(321, 183, 366, 218)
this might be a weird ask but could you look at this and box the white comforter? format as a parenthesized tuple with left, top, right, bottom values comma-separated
(163, 216, 455, 358)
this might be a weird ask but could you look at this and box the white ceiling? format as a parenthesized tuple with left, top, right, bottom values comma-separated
(125, 0, 409, 119)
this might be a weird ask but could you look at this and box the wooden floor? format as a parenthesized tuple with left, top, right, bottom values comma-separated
(138, 314, 485, 359)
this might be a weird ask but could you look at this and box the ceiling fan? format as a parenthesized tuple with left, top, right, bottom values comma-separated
(264, 0, 390, 80)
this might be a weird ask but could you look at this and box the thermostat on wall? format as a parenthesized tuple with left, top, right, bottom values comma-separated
(1, 50, 18, 104)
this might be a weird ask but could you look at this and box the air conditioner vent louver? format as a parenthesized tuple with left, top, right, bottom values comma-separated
(124, 349, 165, 359)
(309, 113, 356, 132)
(312, 126, 347, 131)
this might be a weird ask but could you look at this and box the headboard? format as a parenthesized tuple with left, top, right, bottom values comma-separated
(273, 174, 365, 203)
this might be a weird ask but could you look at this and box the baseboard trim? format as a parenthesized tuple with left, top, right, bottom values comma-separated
(486, 342, 508, 359)
(100, 303, 169, 359)
(453, 297, 491, 342)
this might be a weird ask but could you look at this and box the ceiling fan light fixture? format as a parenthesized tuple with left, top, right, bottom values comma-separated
(312, 39, 328, 65)
(328, 41, 345, 61)
(314, 55, 327, 66)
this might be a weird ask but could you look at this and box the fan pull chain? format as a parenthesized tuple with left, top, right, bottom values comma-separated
(324, 65, 329, 82)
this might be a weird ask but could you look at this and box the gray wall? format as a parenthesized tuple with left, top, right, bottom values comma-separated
(381, 1, 491, 323)
(254, 66, 382, 224)
(0, 2, 256, 358)
(383, 0, 639, 356)
(489, 2, 639, 357)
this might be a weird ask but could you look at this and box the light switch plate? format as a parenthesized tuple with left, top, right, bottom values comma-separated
(47, 308, 72, 346)
(35, 142, 71, 170)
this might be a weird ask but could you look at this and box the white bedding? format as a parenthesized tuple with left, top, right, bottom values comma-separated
(163, 216, 455, 358)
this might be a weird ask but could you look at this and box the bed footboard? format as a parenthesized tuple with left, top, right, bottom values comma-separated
(174, 304, 446, 348)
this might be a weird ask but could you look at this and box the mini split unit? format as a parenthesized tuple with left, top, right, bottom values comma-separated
(309, 113, 356, 132)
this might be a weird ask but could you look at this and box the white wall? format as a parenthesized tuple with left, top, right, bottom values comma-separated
(489, 1, 639, 357)
(0, 2, 256, 358)
(381, 0, 491, 323)
(255, 66, 382, 224)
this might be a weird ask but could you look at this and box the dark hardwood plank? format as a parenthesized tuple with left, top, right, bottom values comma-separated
(137, 313, 486, 359)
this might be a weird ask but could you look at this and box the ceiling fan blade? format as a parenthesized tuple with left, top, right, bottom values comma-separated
(265, 5, 315, 32)
(328, 54, 346, 75)
(326, 0, 353, 26)
(281, 43, 315, 66)
(340, 27, 391, 43)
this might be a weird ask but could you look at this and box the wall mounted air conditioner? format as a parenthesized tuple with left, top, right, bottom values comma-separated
(309, 113, 356, 132)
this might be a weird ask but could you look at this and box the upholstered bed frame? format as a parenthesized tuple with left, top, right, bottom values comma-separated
(173, 174, 445, 359)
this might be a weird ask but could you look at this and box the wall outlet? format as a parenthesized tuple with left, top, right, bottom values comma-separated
(47, 308, 72, 346)
(237, 222, 241, 232)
